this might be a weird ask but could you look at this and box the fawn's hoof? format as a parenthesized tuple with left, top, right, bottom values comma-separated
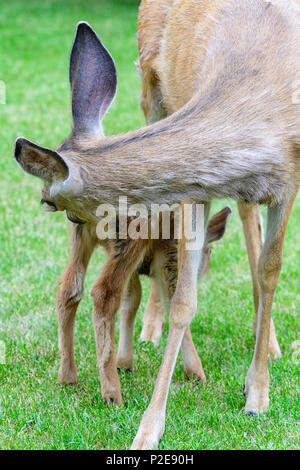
(184, 366, 206, 384)
(102, 388, 123, 406)
(244, 391, 269, 414)
(140, 321, 164, 347)
(247, 411, 258, 417)
(268, 340, 282, 361)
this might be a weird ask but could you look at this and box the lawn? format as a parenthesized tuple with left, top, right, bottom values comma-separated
(0, 0, 299, 450)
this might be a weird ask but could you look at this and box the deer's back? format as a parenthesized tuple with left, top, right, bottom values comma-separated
(162, 0, 299, 112)
(138, 0, 300, 186)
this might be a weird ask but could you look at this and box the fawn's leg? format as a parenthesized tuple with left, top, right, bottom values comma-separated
(155, 268, 206, 382)
(91, 239, 148, 406)
(131, 202, 202, 450)
(117, 272, 142, 370)
(244, 193, 296, 414)
(57, 224, 97, 384)
(140, 280, 165, 346)
(181, 328, 206, 382)
(238, 202, 281, 359)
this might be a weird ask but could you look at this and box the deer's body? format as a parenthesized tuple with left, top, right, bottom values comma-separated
(51, 0, 300, 219)
(15, 0, 300, 450)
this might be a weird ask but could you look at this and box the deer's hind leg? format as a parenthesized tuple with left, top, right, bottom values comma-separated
(238, 202, 281, 360)
(57, 224, 97, 384)
(244, 192, 297, 414)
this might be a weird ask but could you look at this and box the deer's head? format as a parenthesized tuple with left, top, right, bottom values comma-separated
(14, 22, 117, 223)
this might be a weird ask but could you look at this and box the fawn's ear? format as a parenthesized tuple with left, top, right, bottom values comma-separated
(70, 21, 117, 138)
(206, 206, 232, 244)
(14, 137, 69, 183)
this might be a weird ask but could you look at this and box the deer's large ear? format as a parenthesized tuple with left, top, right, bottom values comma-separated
(70, 21, 117, 138)
(206, 206, 232, 244)
(14, 137, 69, 183)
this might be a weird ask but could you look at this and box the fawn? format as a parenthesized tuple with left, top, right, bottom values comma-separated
(15, 0, 300, 449)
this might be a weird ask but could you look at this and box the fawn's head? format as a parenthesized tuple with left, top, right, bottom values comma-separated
(14, 22, 117, 224)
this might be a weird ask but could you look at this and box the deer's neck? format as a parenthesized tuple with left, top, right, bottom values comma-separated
(69, 96, 285, 213)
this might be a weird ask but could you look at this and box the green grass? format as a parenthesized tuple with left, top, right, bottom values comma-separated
(0, 0, 299, 450)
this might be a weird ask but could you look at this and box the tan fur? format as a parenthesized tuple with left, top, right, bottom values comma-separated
(137, 0, 300, 359)
(132, 0, 300, 448)
(140, 280, 165, 345)
(137, 0, 174, 121)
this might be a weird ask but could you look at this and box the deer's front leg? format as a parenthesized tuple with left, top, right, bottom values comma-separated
(131, 203, 201, 450)
(91, 239, 148, 406)
(57, 224, 97, 384)
(117, 272, 142, 370)
(238, 201, 281, 360)
(244, 194, 296, 414)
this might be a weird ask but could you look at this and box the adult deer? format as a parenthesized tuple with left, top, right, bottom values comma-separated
(137, 0, 281, 358)
(15, 0, 299, 449)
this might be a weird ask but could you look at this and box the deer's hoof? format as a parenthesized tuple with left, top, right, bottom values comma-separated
(140, 321, 164, 347)
(58, 366, 78, 385)
(243, 366, 269, 414)
(184, 366, 206, 384)
(247, 411, 258, 417)
(102, 389, 123, 407)
(116, 355, 133, 371)
(131, 409, 165, 450)
(131, 434, 158, 451)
